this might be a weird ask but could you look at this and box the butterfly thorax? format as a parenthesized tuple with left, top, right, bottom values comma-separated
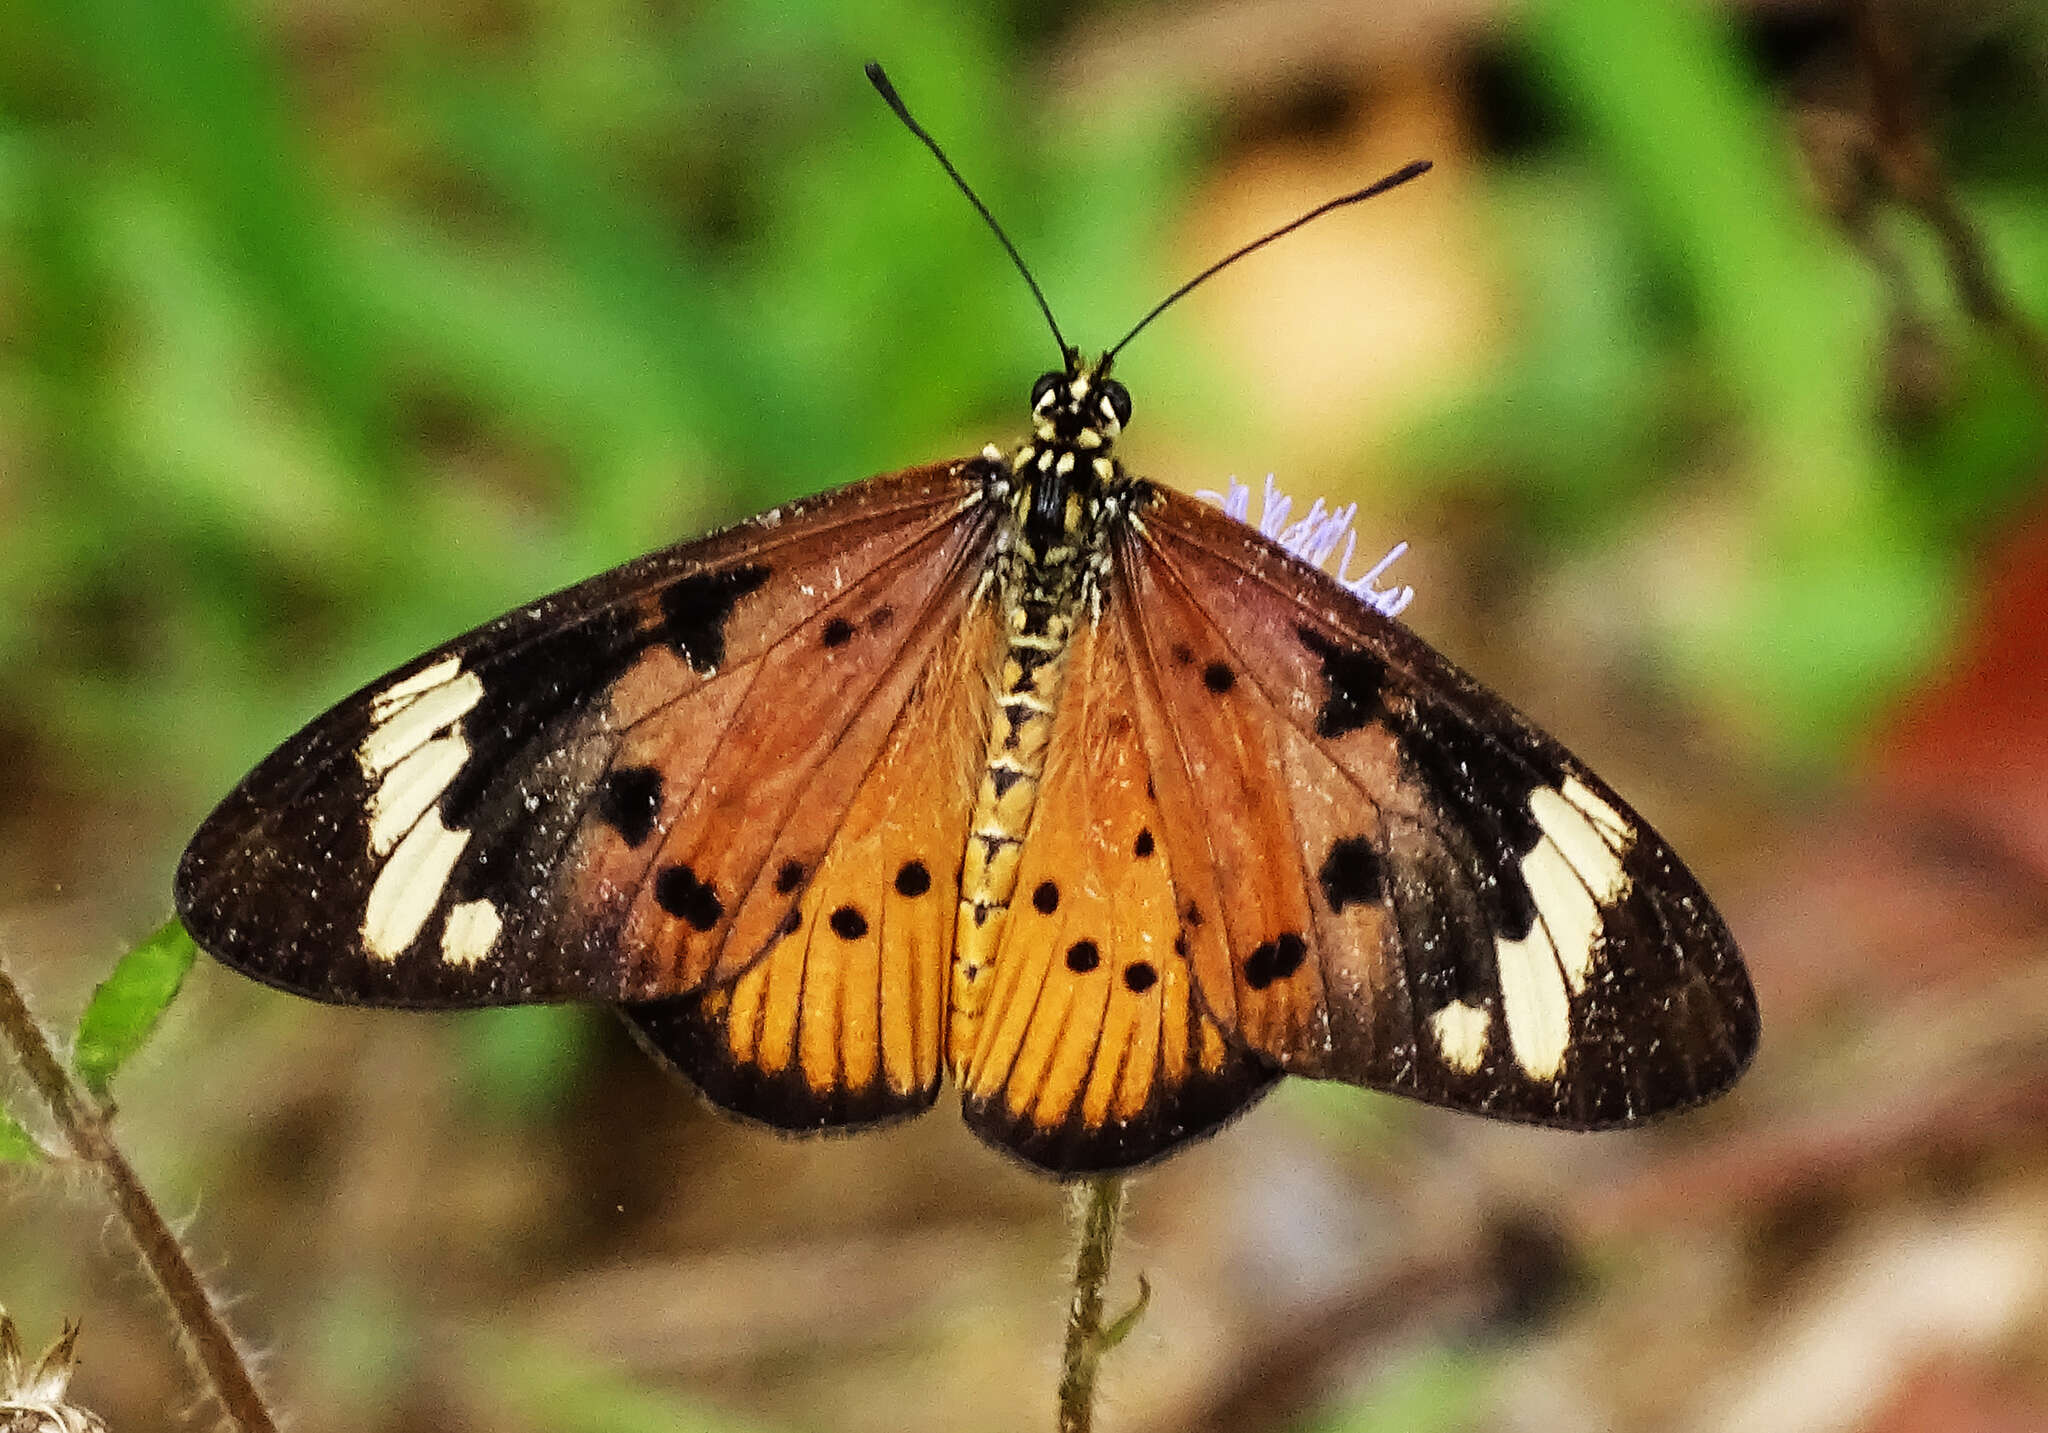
(948, 357, 1134, 1069)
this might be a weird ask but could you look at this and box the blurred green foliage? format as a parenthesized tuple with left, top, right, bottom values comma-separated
(2, 0, 1191, 818)
(1313, 1343, 1489, 1433)
(0, 1106, 38, 1164)
(1461, 0, 2047, 754)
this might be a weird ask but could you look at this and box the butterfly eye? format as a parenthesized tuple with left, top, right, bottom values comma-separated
(1030, 372, 1063, 413)
(1100, 379, 1132, 429)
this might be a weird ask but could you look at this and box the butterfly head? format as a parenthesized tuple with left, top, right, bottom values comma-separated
(1007, 353, 1133, 553)
(1028, 353, 1131, 454)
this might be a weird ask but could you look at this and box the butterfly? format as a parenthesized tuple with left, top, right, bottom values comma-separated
(174, 66, 1758, 1178)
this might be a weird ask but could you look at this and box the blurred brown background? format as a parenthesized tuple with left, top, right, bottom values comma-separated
(4, 0, 2048, 1429)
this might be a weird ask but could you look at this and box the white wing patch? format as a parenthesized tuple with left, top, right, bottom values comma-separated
(366, 730, 470, 857)
(1560, 775, 1630, 844)
(360, 666, 484, 778)
(369, 653, 464, 719)
(1429, 999, 1491, 1074)
(364, 809, 471, 960)
(440, 899, 502, 967)
(1496, 921, 1571, 1081)
(1495, 779, 1639, 1081)
(358, 660, 486, 918)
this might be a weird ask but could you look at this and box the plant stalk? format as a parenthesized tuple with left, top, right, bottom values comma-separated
(1057, 1174, 1127, 1433)
(0, 953, 278, 1432)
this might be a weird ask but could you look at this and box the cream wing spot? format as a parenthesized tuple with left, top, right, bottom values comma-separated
(440, 899, 502, 967)
(1560, 775, 1631, 847)
(368, 653, 463, 720)
(1515, 838, 1602, 992)
(1519, 785, 1635, 991)
(364, 729, 469, 857)
(359, 669, 484, 776)
(1429, 999, 1491, 1074)
(363, 809, 471, 961)
(1495, 920, 1570, 1081)
(1532, 786, 1632, 896)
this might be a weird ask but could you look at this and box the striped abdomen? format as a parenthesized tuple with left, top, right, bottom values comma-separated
(948, 560, 1086, 1070)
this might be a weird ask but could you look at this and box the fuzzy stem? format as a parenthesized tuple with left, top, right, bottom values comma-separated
(0, 953, 278, 1432)
(1056, 1175, 1127, 1433)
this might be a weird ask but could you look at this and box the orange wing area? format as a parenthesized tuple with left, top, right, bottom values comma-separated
(1125, 484, 1758, 1128)
(587, 497, 997, 997)
(176, 462, 993, 1010)
(625, 599, 998, 1129)
(958, 613, 1278, 1174)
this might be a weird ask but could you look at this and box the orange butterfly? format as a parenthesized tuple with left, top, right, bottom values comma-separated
(175, 67, 1757, 1177)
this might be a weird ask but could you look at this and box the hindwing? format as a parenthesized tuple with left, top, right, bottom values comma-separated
(959, 613, 1278, 1172)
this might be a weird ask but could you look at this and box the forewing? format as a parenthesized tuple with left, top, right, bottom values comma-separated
(177, 461, 1000, 1011)
(960, 614, 1278, 1176)
(1121, 482, 1758, 1128)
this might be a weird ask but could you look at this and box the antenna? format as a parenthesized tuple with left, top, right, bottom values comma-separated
(1106, 159, 1432, 361)
(866, 62, 1070, 362)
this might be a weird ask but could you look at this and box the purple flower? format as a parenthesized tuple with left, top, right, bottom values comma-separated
(1196, 476, 1414, 618)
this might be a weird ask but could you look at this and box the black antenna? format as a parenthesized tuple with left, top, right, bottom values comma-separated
(866, 62, 1070, 361)
(1106, 159, 1432, 361)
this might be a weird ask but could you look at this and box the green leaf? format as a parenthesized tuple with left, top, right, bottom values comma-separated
(71, 918, 200, 1098)
(0, 1107, 45, 1164)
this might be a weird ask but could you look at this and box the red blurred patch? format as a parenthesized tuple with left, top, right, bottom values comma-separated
(1864, 1358, 2048, 1433)
(1876, 491, 2048, 884)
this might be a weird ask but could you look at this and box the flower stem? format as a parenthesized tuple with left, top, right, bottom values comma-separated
(0, 952, 278, 1432)
(1057, 1174, 1130, 1433)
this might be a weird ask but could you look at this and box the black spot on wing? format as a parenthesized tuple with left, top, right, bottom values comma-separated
(1395, 713, 1547, 941)
(595, 765, 662, 848)
(1032, 880, 1060, 915)
(829, 905, 869, 940)
(655, 864, 723, 932)
(1319, 836, 1383, 912)
(1388, 825, 1499, 1018)
(1133, 828, 1154, 858)
(438, 605, 647, 831)
(895, 859, 932, 898)
(660, 564, 771, 673)
(821, 616, 855, 648)
(1243, 932, 1307, 990)
(1122, 962, 1158, 993)
(1297, 627, 1388, 739)
(774, 859, 806, 894)
(1202, 661, 1235, 694)
(1066, 939, 1100, 973)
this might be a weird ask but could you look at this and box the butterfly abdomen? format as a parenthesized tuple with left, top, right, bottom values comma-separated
(948, 461, 1106, 1071)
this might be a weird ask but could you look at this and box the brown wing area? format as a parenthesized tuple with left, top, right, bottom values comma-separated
(176, 460, 996, 1010)
(624, 599, 998, 1130)
(576, 491, 997, 999)
(959, 613, 1278, 1176)
(1120, 483, 1758, 1129)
